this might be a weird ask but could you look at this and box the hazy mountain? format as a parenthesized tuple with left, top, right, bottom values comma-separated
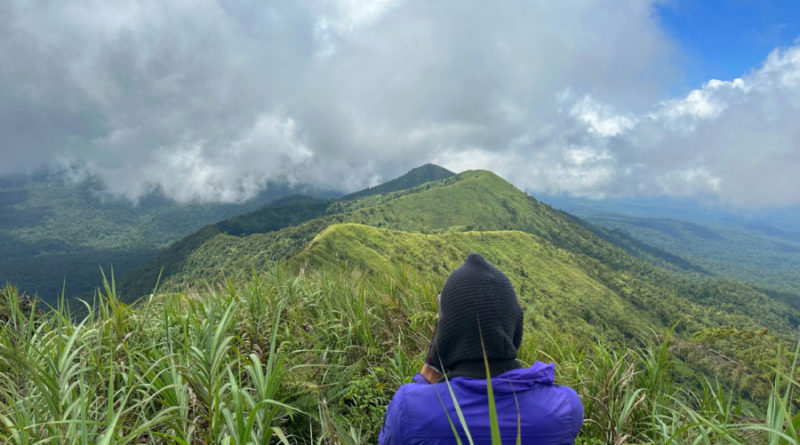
(542, 195, 800, 296)
(541, 194, 800, 233)
(0, 172, 335, 302)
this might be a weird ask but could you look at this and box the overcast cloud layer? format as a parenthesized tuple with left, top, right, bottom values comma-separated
(1, 1, 797, 207)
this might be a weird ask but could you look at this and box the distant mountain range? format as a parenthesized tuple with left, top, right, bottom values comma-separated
(541, 194, 800, 233)
(119, 165, 799, 345)
(0, 172, 335, 302)
(544, 196, 800, 296)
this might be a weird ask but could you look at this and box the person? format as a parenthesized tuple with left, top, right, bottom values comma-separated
(378, 253, 583, 444)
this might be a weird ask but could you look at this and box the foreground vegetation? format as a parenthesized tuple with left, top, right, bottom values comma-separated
(2, 265, 799, 444)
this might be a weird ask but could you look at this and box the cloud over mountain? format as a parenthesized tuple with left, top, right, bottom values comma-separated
(1, 1, 797, 207)
(545, 47, 800, 207)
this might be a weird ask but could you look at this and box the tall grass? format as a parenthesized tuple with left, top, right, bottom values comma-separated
(1, 263, 798, 444)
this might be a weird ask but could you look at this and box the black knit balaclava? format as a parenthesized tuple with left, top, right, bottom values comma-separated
(428, 253, 524, 380)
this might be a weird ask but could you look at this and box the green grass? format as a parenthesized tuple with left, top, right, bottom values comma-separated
(2, 262, 800, 444)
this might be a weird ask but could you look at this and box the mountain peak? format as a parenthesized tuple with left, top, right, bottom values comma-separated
(340, 164, 454, 201)
(407, 163, 454, 176)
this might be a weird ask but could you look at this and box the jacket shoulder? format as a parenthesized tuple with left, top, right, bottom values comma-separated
(532, 383, 583, 438)
(560, 384, 584, 434)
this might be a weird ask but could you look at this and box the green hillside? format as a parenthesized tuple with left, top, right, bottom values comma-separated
(295, 224, 697, 343)
(123, 169, 799, 343)
(118, 196, 334, 298)
(124, 170, 609, 296)
(293, 223, 797, 342)
(120, 166, 461, 298)
(564, 213, 710, 275)
(123, 171, 576, 295)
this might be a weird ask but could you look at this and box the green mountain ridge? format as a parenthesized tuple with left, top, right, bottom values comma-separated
(122, 170, 589, 296)
(294, 223, 684, 344)
(122, 168, 799, 345)
(294, 223, 797, 341)
(339, 163, 454, 201)
(120, 164, 458, 297)
(123, 165, 708, 301)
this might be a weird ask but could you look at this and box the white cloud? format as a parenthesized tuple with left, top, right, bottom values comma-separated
(322, 0, 398, 34)
(546, 45, 800, 207)
(650, 77, 748, 131)
(759, 46, 800, 88)
(1, 0, 679, 202)
(140, 114, 314, 202)
(430, 44, 800, 208)
(570, 95, 636, 137)
(565, 147, 612, 166)
(655, 167, 722, 196)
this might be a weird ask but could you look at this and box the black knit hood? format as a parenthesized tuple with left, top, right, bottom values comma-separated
(428, 253, 523, 380)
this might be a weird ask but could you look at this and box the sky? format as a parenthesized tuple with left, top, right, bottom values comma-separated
(2, 1, 800, 209)
(657, 0, 800, 89)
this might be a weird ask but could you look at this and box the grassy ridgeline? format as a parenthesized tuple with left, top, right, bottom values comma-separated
(120, 170, 800, 349)
(1, 266, 799, 444)
(123, 170, 643, 299)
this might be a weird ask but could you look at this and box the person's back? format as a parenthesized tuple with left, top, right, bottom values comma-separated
(379, 253, 583, 444)
(379, 363, 582, 444)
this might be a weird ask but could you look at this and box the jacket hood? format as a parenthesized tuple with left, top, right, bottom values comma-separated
(430, 253, 523, 378)
(448, 361, 555, 394)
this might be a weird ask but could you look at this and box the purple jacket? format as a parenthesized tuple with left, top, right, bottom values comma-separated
(378, 362, 583, 444)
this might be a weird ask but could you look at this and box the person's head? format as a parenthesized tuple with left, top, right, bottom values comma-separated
(428, 253, 523, 379)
